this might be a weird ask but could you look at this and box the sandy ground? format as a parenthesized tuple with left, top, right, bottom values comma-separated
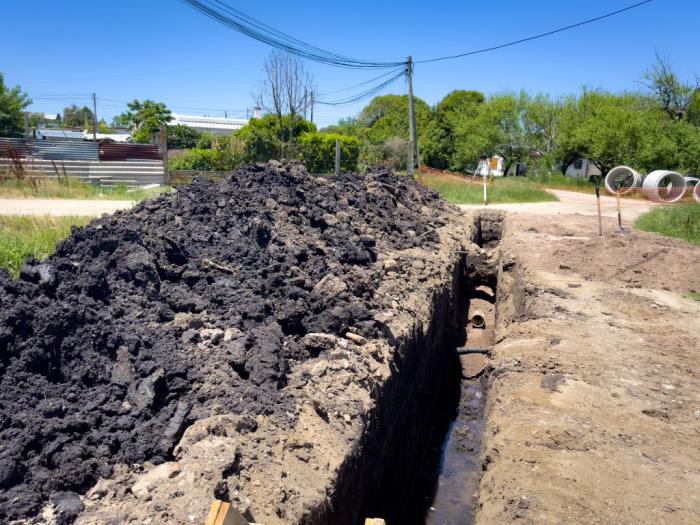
(475, 212, 700, 524)
(460, 189, 656, 221)
(0, 198, 135, 216)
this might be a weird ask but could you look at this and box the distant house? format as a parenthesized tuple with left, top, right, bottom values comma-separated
(169, 113, 248, 135)
(565, 158, 601, 180)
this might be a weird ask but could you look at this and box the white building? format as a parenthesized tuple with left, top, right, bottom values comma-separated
(169, 113, 249, 135)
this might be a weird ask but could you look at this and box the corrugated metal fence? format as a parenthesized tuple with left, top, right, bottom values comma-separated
(0, 138, 165, 186)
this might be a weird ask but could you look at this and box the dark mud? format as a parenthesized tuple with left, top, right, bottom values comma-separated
(0, 161, 452, 522)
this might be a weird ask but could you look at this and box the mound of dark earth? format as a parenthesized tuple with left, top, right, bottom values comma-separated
(0, 161, 451, 522)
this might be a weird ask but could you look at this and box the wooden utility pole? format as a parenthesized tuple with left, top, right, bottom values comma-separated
(92, 92, 98, 141)
(310, 91, 314, 123)
(406, 56, 417, 177)
(335, 138, 341, 176)
(303, 88, 308, 120)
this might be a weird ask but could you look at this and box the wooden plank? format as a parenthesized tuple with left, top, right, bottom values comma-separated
(205, 500, 250, 525)
(365, 519, 387, 525)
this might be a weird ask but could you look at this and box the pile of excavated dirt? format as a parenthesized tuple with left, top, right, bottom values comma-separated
(0, 161, 455, 523)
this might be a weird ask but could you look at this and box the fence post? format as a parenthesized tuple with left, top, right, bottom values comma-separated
(335, 139, 340, 176)
(160, 124, 169, 185)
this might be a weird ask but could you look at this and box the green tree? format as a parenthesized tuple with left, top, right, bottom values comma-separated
(235, 114, 315, 162)
(555, 90, 678, 176)
(166, 124, 201, 149)
(422, 90, 485, 169)
(299, 132, 361, 173)
(113, 99, 172, 143)
(62, 104, 94, 129)
(0, 74, 31, 137)
(357, 94, 432, 144)
(643, 53, 699, 121)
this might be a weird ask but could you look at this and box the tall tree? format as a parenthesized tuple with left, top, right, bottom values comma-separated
(62, 104, 94, 129)
(0, 73, 31, 137)
(643, 53, 699, 121)
(113, 99, 172, 143)
(259, 51, 313, 121)
(357, 94, 432, 144)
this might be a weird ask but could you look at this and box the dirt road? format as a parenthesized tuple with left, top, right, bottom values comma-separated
(0, 198, 135, 216)
(475, 212, 700, 524)
(460, 188, 655, 222)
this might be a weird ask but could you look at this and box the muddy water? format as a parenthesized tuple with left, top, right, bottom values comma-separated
(424, 291, 493, 525)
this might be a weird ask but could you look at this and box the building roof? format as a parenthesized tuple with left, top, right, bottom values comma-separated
(170, 113, 248, 133)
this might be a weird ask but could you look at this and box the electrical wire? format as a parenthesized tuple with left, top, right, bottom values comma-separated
(180, 0, 405, 69)
(416, 0, 653, 64)
(316, 68, 406, 106)
(318, 67, 406, 97)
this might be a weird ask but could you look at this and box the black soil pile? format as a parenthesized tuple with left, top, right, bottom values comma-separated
(0, 161, 452, 521)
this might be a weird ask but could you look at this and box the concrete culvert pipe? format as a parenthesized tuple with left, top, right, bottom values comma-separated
(642, 170, 687, 203)
(685, 177, 700, 203)
(605, 166, 642, 195)
(471, 311, 486, 329)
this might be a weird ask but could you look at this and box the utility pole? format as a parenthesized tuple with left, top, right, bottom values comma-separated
(406, 56, 417, 177)
(310, 91, 314, 123)
(92, 92, 98, 141)
(303, 88, 308, 120)
(225, 110, 228, 118)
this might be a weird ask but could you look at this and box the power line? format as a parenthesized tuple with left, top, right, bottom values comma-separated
(316, 68, 406, 107)
(416, 0, 653, 64)
(180, 0, 405, 69)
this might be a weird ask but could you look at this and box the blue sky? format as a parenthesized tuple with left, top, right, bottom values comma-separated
(2, 0, 697, 127)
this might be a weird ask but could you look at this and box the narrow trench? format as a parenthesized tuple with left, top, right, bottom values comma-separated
(408, 214, 501, 525)
(320, 213, 503, 525)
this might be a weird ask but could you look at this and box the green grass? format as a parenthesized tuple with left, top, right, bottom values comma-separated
(0, 176, 171, 200)
(0, 215, 92, 277)
(686, 292, 700, 301)
(420, 172, 558, 204)
(634, 203, 700, 247)
(527, 172, 598, 194)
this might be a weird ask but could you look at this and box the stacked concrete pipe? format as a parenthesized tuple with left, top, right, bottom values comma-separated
(605, 166, 642, 195)
(642, 170, 687, 203)
(685, 177, 700, 203)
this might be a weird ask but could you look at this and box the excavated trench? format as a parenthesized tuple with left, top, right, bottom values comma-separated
(316, 213, 503, 525)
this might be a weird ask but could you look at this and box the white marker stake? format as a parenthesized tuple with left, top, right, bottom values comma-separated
(483, 176, 488, 205)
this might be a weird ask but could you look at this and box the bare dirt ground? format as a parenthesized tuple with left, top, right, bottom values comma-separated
(460, 189, 655, 221)
(476, 211, 700, 524)
(0, 198, 134, 216)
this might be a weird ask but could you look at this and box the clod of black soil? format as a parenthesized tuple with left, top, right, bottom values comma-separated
(0, 161, 452, 521)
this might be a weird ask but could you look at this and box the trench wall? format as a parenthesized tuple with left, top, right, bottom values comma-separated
(302, 248, 470, 525)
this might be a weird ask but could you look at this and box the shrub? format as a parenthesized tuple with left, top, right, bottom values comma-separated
(298, 132, 360, 173)
(167, 125, 201, 150)
(168, 148, 241, 171)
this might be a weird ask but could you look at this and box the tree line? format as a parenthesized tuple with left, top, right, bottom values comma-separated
(2, 54, 698, 176)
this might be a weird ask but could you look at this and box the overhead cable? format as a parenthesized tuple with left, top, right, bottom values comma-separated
(416, 0, 653, 64)
(180, 0, 405, 69)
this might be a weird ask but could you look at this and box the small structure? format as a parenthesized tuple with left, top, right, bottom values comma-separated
(566, 158, 601, 180)
(169, 113, 248, 135)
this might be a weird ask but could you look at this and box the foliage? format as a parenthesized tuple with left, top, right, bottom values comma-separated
(0, 216, 92, 277)
(357, 94, 432, 144)
(62, 104, 93, 129)
(113, 99, 172, 143)
(0, 73, 31, 137)
(298, 132, 360, 173)
(168, 148, 241, 172)
(635, 203, 700, 247)
(167, 124, 201, 150)
(421, 90, 485, 170)
(555, 90, 681, 175)
(236, 114, 315, 162)
(643, 53, 699, 121)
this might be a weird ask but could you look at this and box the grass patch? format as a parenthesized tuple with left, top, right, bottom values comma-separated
(0, 176, 170, 200)
(634, 204, 700, 247)
(686, 292, 700, 301)
(419, 172, 558, 204)
(0, 215, 92, 277)
(528, 172, 598, 194)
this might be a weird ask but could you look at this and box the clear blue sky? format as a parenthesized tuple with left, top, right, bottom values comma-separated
(2, 0, 697, 127)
